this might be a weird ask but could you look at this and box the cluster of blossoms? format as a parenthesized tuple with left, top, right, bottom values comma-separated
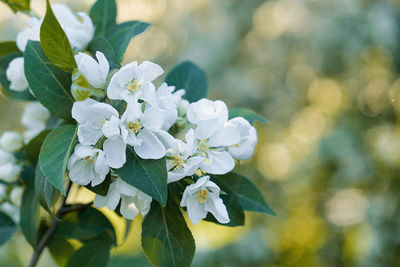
(4, 3, 258, 226)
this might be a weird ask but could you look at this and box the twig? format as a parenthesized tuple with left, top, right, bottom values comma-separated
(28, 182, 72, 267)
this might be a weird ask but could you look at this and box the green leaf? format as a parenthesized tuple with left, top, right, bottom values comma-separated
(89, 0, 117, 36)
(88, 36, 120, 69)
(0, 41, 19, 58)
(115, 147, 167, 206)
(0, 51, 35, 101)
(165, 61, 208, 103)
(55, 206, 116, 244)
(25, 130, 51, 165)
(1, 0, 30, 13)
(85, 173, 111, 196)
(204, 185, 245, 227)
(24, 41, 74, 120)
(20, 186, 41, 247)
(212, 173, 274, 215)
(34, 163, 59, 213)
(142, 196, 195, 267)
(48, 236, 75, 267)
(66, 234, 112, 267)
(0, 211, 17, 245)
(106, 21, 151, 62)
(40, 0, 76, 72)
(38, 125, 77, 195)
(228, 108, 268, 124)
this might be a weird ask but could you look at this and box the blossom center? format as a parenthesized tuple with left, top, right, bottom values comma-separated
(171, 155, 183, 170)
(198, 139, 209, 155)
(127, 79, 140, 93)
(197, 189, 209, 203)
(127, 120, 142, 134)
(83, 156, 94, 164)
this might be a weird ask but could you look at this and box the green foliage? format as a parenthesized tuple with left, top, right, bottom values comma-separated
(88, 36, 120, 69)
(25, 130, 51, 166)
(142, 196, 195, 267)
(66, 234, 112, 267)
(166, 61, 208, 103)
(90, 0, 117, 37)
(38, 125, 77, 195)
(24, 41, 74, 120)
(106, 21, 151, 62)
(40, 0, 76, 72)
(229, 108, 268, 124)
(55, 206, 116, 244)
(212, 173, 274, 215)
(47, 236, 75, 267)
(0, 51, 35, 101)
(115, 147, 168, 206)
(0, 41, 19, 58)
(0, 211, 17, 245)
(34, 164, 58, 213)
(20, 185, 40, 247)
(1, 0, 30, 13)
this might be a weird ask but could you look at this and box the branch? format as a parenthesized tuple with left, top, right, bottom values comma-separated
(28, 182, 72, 267)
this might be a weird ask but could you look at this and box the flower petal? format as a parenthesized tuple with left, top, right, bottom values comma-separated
(137, 61, 163, 82)
(200, 151, 235, 175)
(103, 136, 126, 168)
(134, 129, 166, 159)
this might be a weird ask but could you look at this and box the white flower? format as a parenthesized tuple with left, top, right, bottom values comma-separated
(178, 99, 190, 118)
(68, 144, 110, 186)
(52, 4, 94, 51)
(180, 176, 229, 225)
(228, 117, 258, 160)
(0, 202, 19, 222)
(74, 52, 109, 89)
(157, 130, 202, 183)
(94, 178, 152, 220)
(71, 98, 125, 168)
(0, 163, 21, 183)
(0, 131, 23, 153)
(16, 17, 41, 52)
(193, 119, 240, 174)
(6, 57, 29, 92)
(154, 83, 185, 130)
(107, 61, 163, 104)
(0, 150, 15, 166)
(10, 186, 23, 206)
(187, 99, 229, 125)
(21, 102, 50, 143)
(102, 101, 166, 160)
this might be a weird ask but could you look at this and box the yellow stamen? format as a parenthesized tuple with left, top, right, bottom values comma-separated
(83, 156, 94, 164)
(127, 79, 140, 92)
(127, 121, 142, 134)
(197, 189, 209, 203)
(171, 155, 183, 170)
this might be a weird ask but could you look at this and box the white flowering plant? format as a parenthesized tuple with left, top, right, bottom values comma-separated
(0, 0, 274, 266)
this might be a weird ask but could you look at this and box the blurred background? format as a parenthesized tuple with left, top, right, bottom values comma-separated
(1, 0, 400, 266)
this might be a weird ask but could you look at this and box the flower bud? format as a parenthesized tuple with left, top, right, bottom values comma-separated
(0, 131, 23, 153)
(178, 99, 190, 117)
(0, 149, 15, 166)
(10, 187, 23, 206)
(0, 163, 21, 183)
(6, 57, 29, 92)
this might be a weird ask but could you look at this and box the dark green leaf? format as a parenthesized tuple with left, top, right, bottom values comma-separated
(0, 51, 35, 101)
(20, 186, 40, 247)
(40, 0, 76, 72)
(25, 130, 51, 165)
(88, 36, 120, 69)
(66, 234, 112, 267)
(1, 0, 30, 13)
(34, 163, 58, 213)
(228, 108, 268, 124)
(48, 236, 75, 267)
(142, 196, 195, 267)
(85, 173, 111, 196)
(38, 125, 77, 195)
(89, 0, 117, 36)
(212, 173, 274, 215)
(24, 41, 74, 120)
(0, 41, 19, 58)
(166, 61, 208, 103)
(115, 147, 167, 206)
(106, 21, 151, 62)
(0, 211, 17, 245)
(55, 206, 116, 244)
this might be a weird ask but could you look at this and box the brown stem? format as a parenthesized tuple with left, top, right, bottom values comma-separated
(28, 182, 72, 267)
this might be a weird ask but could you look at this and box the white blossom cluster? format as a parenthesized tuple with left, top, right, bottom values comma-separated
(6, 4, 94, 93)
(68, 51, 258, 225)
